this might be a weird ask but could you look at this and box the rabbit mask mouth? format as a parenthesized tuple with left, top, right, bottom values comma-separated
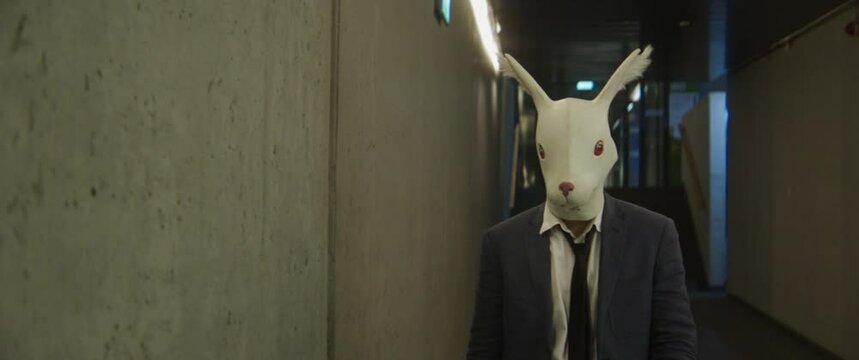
(500, 46, 652, 221)
(543, 164, 610, 221)
(555, 201, 583, 212)
(544, 179, 608, 221)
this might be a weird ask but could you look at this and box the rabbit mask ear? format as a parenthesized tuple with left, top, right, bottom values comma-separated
(595, 45, 653, 106)
(499, 54, 552, 109)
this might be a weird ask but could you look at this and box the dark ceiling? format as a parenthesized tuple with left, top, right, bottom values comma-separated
(492, 0, 850, 100)
(492, 0, 703, 100)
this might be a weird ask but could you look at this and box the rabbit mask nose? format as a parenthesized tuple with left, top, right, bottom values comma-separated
(559, 182, 575, 197)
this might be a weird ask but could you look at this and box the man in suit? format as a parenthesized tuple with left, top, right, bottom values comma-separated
(468, 48, 696, 360)
(466, 195, 697, 360)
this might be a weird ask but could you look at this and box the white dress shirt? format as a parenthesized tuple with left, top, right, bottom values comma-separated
(540, 205, 602, 360)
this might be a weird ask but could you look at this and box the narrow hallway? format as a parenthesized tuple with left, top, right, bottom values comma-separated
(2, 0, 857, 359)
(692, 293, 841, 360)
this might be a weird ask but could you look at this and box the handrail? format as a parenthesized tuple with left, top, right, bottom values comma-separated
(508, 122, 520, 210)
(730, 1, 854, 74)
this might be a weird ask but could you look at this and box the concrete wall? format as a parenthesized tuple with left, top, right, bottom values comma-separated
(0, 0, 332, 359)
(727, 9, 859, 359)
(2, 0, 501, 359)
(333, 0, 501, 358)
(681, 97, 710, 282)
(681, 92, 728, 287)
(707, 92, 727, 287)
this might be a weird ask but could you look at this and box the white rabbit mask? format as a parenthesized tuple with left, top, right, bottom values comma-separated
(501, 46, 653, 221)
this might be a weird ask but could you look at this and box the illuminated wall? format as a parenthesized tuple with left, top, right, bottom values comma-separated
(333, 0, 502, 357)
(727, 9, 859, 359)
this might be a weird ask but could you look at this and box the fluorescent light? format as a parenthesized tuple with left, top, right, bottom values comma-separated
(468, 0, 501, 72)
(630, 83, 641, 102)
(576, 81, 595, 91)
(627, 102, 634, 112)
(441, 0, 451, 24)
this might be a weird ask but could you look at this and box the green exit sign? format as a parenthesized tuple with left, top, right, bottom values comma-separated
(435, 0, 451, 26)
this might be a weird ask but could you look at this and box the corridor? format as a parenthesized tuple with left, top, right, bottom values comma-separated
(2, 0, 858, 359)
(692, 293, 841, 360)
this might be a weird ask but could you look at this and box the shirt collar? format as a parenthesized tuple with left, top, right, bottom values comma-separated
(539, 203, 603, 238)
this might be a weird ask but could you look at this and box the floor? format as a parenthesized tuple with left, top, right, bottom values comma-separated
(691, 292, 842, 360)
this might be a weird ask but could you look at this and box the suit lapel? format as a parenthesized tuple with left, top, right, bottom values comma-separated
(527, 204, 553, 356)
(597, 194, 628, 335)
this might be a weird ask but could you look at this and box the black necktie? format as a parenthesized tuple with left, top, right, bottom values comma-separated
(566, 228, 594, 360)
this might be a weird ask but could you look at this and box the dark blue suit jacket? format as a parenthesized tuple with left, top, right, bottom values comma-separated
(467, 194, 697, 360)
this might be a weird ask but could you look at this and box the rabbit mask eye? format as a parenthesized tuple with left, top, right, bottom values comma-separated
(538, 144, 546, 160)
(594, 140, 605, 156)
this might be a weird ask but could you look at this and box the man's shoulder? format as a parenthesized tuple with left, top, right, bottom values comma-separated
(612, 196, 672, 227)
(480, 196, 676, 243)
(484, 204, 542, 240)
(608, 196, 675, 244)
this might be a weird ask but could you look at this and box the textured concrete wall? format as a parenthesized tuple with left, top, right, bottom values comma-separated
(333, 0, 501, 358)
(727, 9, 859, 359)
(0, 1, 331, 359)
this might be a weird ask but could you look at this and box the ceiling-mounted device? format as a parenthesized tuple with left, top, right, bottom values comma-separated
(846, 1, 859, 36)
(435, 0, 452, 26)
